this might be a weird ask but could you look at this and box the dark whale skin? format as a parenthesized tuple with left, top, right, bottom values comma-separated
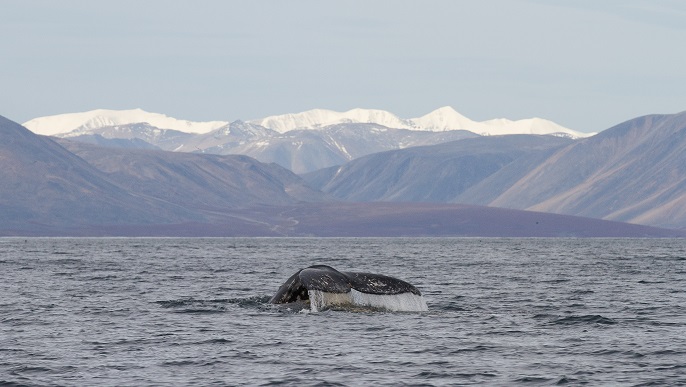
(270, 264, 421, 304)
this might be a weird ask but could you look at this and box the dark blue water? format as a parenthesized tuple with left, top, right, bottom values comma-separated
(1, 238, 685, 386)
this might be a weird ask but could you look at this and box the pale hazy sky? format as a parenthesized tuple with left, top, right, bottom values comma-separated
(2, 0, 685, 132)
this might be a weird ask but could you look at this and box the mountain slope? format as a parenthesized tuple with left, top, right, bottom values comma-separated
(66, 134, 161, 150)
(179, 122, 478, 174)
(304, 135, 573, 202)
(39, 120, 478, 173)
(56, 139, 328, 210)
(0, 115, 199, 230)
(490, 112, 686, 228)
(62, 122, 195, 151)
(304, 111, 686, 229)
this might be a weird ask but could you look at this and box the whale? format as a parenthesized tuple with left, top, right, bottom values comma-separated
(270, 265, 428, 312)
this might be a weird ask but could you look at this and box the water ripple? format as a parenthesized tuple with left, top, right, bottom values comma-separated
(1, 237, 685, 386)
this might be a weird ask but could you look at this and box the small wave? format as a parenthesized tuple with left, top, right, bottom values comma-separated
(589, 349, 622, 356)
(193, 338, 234, 345)
(162, 359, 224, 367)
(261, 377, 346, 386)
(407, 345, 450, 355)
(533, 313, 557, 320)
(555, 376, 578, 384)
(51, 258, 83, 265)
(225, 296, 271, 307)
(656, 364, 686, 371)
(449, 345, 495, 354)
(172, 309, 226, 314)
(571, 289, 594, 294)
(416, 370, 497, 380)
(549, 315, 617, 326)
(585, 349, 646, 358)
(415, 370, 457, 379)
(0, 348, 24, 354)
(0, 381, 32, 387)
(272, 300, 311, 313)
(155, 299, 197, 308)
(512, 376, 553, 383)
(542, 278, 571, 283)
(85, 275, 119, 280)
(155, 296, 270, 313)
(432, 300, 468, 311)
(650, 349, 686, 356)
(9, 365, 53, 375)
(155, 298, 228, 314)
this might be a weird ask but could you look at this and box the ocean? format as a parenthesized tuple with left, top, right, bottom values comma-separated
(1, 237, 685, 386)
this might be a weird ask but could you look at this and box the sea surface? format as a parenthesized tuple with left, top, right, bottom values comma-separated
(1, 238, 685, 386)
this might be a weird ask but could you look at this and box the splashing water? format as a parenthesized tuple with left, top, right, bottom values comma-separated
(308, 289, 428, 312)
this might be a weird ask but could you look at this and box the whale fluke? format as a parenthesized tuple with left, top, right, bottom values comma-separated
(270, 265, 427, 312)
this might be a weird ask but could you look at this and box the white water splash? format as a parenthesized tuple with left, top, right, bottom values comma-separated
(308, 289, 428, 312)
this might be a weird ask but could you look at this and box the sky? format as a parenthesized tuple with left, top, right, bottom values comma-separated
(2, 0, 685, 133)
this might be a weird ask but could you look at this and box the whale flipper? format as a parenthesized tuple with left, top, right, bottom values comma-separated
(269, 265, 427, 311)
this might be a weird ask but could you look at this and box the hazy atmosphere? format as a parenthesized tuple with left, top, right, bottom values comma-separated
(3, 0, 685, 132)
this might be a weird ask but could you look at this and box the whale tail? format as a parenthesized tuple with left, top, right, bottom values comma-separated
(270, 265, 428, 312)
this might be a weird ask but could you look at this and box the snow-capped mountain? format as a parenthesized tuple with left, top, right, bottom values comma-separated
(251, 108, 416, 133)
(250, 106, 591, 138)
(21, 106, 590, 174)
(23, 108, 228, 136)
(24, 106, 589, 138)
(412, 107, 581, 137)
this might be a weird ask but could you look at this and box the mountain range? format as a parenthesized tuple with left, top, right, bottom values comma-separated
(24, 106, 588, 137)
(2, 112, 682, 237)
(22, 107, 587, 174)
(250, 106, 584, 136)
(4, 106, 686, 234)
